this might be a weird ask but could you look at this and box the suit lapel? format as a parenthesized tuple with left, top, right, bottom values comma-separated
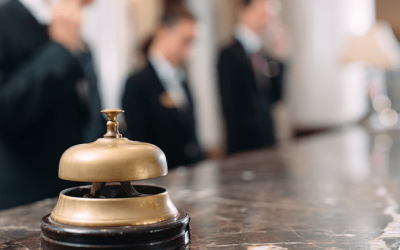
(4, 0, 49, 71)
(10, 0, 49, 40)
(232, 40, 258, 93)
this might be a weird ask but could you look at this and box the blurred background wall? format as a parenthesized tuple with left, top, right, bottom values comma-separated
(376, 0, 400, 114)
(80, 0, 400, 154)
(376, 0, 400, 40)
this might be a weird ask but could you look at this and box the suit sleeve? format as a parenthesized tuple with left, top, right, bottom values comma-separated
(122, 78, 149, 142)
(0, 41, 83, 134)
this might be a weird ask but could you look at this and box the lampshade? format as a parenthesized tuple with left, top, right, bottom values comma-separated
(341, 21, 400, 70)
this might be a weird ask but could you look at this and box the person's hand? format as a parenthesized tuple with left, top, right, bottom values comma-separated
(48, 0, 85, 54)
(265, 22, 291, 60)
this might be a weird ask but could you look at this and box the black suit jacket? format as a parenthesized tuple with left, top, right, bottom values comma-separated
(123, 62, 203, 169)
(218, 40, 284, 154)
(0, 0, 103, 210)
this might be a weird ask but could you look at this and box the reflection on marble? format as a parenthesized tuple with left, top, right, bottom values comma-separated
(3, 126, 400, 249)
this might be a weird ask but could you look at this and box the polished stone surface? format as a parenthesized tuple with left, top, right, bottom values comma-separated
(1, 126, 400, 249)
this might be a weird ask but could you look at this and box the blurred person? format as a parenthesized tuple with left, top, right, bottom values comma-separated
(218, 0, 285, 154)
(123, 7, 204, 169)
(0, 0, 103, 210)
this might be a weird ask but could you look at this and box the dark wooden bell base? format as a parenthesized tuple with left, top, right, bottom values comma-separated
(40, 210, 190, 250)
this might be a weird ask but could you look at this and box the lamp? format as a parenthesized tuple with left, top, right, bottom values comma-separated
(341, 21, 400, 129)
(341, 21, 400, 69)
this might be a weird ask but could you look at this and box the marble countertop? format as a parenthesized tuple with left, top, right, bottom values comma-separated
(1, 126, 399, 249)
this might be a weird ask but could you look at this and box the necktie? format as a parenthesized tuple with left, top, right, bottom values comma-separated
(251, 51, 271, 77)
(251, 51, 271, 92)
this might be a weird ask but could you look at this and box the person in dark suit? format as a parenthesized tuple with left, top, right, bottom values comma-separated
(0, 0, 103, 210)
(218, 0, 285, 155)
(123, 8, 203, 169)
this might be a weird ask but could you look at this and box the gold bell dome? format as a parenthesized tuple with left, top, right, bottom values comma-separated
(50, 109, 179, 227)
(58, 109, 168, 182)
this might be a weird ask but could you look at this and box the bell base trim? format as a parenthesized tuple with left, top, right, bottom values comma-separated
(40, 210, 190, 250)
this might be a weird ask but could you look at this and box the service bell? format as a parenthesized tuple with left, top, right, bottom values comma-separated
(40, 109, 191, 250)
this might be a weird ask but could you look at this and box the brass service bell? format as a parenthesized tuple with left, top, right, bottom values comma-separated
(40, 109, 191, 249)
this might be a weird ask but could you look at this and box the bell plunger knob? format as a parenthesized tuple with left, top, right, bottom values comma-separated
(102, 109, 124, 138)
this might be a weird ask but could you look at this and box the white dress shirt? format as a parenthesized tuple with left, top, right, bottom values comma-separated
(149, 52, 189, 109)
(18, 0, 53, 25)
(234, 24, 262, 55)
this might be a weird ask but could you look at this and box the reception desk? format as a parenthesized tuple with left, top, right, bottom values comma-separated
(0, 126, 398, 249)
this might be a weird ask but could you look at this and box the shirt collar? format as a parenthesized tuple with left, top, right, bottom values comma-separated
(234, 24, 262, 55)
(148, 51, 185, 85)
(18, 0, 54, 26)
